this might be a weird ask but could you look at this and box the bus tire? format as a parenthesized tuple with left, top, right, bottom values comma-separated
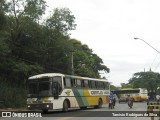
(94, 98, 103, 108)
(42, 109, 48, 113)
(139, 97, 141, 102)
(80, 106, 87, 110)
(132, 98, 135, 102)
(98, 98, 103, 108)
(63, 100, 69, 112)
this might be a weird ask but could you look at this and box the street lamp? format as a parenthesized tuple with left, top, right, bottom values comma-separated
(134, 37, 160, 53)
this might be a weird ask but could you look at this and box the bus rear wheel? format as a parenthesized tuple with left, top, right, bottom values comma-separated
(42, 109, 48, 113)
(98, 98, 103, 108)
(63, 100, 69, 112)
(94, 98, 103, 108)
(80, 106, 87, 110)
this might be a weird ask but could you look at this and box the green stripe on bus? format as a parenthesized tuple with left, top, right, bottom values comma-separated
(80, 89, 88, 106)
(72, 89, 88, 107)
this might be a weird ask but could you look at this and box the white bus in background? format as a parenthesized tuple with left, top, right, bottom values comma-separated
(27, 73, 110, 113)
(138, 88, 148, 101)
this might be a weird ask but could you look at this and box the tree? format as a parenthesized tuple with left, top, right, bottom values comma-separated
(121, 83, 133, 88)
(110, 85, 120, 90)
(0, 0, 46, 85)
(70, 39, 110, 78)
(129, 71, 160, 99)
(46, 8, 76, 35)
(24, 0, 46, 22)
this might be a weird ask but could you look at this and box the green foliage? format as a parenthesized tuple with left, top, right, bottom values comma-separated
(121, 83, 133, 88)
(110, 85, 120, 90)
(24, 0, 46, 21)
(0, 81, 27, 108)
(0, 10, 6, 29)
(128, 71, 160, 97)
(70, 39, 109, 78)
(46, 8, 76, 35)
(0, 0, 10, 13)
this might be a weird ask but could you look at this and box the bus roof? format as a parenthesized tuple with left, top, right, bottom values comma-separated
(65, 75, 108, 82)
(121, 88, 139, 90)
(28, 73, 108, 82)
(111, 89, 140, 94)
(82, 77, 108, 82)
(28, 73, 64, 79)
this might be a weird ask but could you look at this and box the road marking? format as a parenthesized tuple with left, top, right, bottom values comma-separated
(58, 117, 73, 120)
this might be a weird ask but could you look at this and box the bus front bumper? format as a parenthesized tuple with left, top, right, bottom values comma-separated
(27, 103, 53, 110)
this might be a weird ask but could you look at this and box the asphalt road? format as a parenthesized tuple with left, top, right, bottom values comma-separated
(1, 102, 160, 120)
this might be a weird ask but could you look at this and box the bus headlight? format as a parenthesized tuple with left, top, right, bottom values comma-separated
(27, 105, 30, 108)
(46, 105, 49, 108)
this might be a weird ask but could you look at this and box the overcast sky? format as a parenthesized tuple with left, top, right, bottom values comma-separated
(45, 0, 160, 86)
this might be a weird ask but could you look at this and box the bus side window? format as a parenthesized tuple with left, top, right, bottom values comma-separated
(71, 78, 76, 87)
(91, 81, 96, 88)
(63, 77, 66, 86)
(95, 81, 98, 89)
(84, 80, 89, 88)
(96, 81, 100, 89)
(104, 82, 106, 89)
(81, 80, 84, 88)
(76, 79, 81, 88)
(100, 82, 105, 90)
(91, 81, 96, 89)
(104, 82, 109, 89)
(52, 82, 61, 95)
(88, 80, 92, 88)
(103, 82, 105, 89)
(99, 82, 102, 89)
(63, 77, 71, 88)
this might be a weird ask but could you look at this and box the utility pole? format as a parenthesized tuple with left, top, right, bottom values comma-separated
(71, 51, 74, 75)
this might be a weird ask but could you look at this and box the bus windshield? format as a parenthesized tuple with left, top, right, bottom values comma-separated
(27, 78, 52, 97)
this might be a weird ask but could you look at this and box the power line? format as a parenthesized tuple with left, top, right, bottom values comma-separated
(150, 52, 159, 69)
(134, 37, 160, 71)
(154, 53, 160, 71)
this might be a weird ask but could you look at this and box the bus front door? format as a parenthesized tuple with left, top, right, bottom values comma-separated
(52, 82, 60, 99)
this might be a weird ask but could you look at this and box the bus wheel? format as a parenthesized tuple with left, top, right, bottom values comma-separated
(132, 98, 135, 102)
(42, 109, 48, 113)
(98, 98, 103, 108)
(63, 100, 68, 112)
(80, 106, 87, 110)
(94, 98, 103, 109)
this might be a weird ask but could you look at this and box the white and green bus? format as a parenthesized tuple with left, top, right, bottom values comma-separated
(27, 73, 110, 112)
